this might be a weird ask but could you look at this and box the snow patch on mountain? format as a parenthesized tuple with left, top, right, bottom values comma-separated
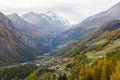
(40, 11, 72, 29)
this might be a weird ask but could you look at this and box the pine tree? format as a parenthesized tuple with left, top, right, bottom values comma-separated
(101, 66, 107, 80)
(57, 74, 62, 80)
(42, 72, 52, 80)
(63, 73, 68, 80)
(78, 65, 86, 80)
(25, 72, 37, 80)
(110, 60, 120, 80)
(52, 74, 57, 80)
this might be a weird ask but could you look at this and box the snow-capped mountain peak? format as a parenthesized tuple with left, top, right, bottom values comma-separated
(40, 11, 72, 29)
(47, 11, 58, 17)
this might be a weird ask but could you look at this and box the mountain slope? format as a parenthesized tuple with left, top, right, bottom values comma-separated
(52, 27, 93, 48)
(40, 11, 71, 29)
(65, 20, 120, 58)
(52, 2, 120, 47)
(0, 12, 38, 66)
(8, 13, 47, 36)
(82, 2, 120, 24)
(8, 13, 53, 54)
(21, 12, 66, 37)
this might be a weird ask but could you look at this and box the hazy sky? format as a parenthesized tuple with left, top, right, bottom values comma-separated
(0, 0, 120, 24)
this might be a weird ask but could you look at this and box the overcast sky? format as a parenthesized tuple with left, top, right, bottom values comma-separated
(0, 0, 120, 24)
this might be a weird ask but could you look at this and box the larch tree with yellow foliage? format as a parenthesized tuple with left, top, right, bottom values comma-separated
(110, 60, 120, 80)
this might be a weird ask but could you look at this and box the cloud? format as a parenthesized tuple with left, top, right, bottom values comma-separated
(0, 0, 120, 24)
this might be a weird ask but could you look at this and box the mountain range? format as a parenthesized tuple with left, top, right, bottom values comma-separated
(8, 13, 52, 53)
(1, 1, 120, 80)
(52, 2, 120, 48)
(8, 13, 47, 36)
(0, 2, 120, 66)
(21, 11, 71, 37)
